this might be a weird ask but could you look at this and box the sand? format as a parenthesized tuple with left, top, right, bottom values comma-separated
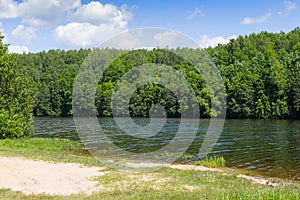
(0, 155, 283, 196)
(169, 164, 222, 172)
(0, 156, 106, 195)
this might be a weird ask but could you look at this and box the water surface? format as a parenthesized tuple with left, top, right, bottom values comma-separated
(34, 117, 300, 180)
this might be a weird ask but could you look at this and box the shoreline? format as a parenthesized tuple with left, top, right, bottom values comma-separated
(0, 154, 297, 196)
(0, 137, 299, 199)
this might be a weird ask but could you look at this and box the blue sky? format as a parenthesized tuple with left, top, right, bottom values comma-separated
(0, 0, 299, 53)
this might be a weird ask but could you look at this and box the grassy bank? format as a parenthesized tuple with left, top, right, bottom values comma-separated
(0, 137, 101, 166)
(0, 138, 299, 200)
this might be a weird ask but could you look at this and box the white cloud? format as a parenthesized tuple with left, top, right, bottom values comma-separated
(19, 0, 81, 27)
(97, 29, 200, 50)
(72, 2, 132, 27)
(241, 12, 271, 25)
(153, 31, 198, 48)
(54, 2, 133, 48)
(8, 45, 29, 54)
(187, 8, 205, 20)
(199, 35, 237, 48)
(54, 22, 127, 48)
(0, 22, 4, 33)
(0, 0, 18, 19)
(0, 0, 131, 27)
(278, 1, 296, 15)
(102, 31, 142, 49)
(0, 0, 81, 27)
(0, 0, 132, 48)
(0, 22, 9, 44)
(0, 0, 133, 50)
(11, 25, 36, 44)
(153, 31, 178, 47)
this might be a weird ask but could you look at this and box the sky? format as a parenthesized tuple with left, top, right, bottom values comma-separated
(0, 0, 299, 53)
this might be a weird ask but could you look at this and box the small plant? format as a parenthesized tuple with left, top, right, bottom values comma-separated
(179, 153, 194, 161)
(244, 170, 251, 175)
(193, 156, 225, 168)
(153, 152, 189, 160)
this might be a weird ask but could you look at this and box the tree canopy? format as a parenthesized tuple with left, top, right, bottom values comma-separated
(0, 34, 34, 138)
(209, 28, 300, 118)
(12, 27, 300, 119)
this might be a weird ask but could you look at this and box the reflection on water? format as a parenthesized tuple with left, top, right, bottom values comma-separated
(214, 120, 300, 180)
(34, 117, 300, 180)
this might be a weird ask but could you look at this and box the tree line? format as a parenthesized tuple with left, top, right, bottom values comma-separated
(2, 27, 300, 129)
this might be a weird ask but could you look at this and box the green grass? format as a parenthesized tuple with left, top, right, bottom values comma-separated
(0, 137, 102, 166)
(0, 138, 299, 200)
(193, 156, 226, 168)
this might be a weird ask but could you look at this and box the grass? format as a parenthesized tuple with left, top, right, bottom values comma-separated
(0, 137, 102, 166)
(193, 156, 226, 168)
(0, 137, 299, 200)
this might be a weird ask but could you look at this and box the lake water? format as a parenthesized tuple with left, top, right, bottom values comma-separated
(34, 117, 300, 180)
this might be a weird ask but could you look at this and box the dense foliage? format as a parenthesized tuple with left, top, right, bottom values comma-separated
(208, 28, 300, 119)
(16, 49, 90, 116)
(95, 49, 224, 118)
(0, 35, 34, 138)
(13, 28, 300, 119)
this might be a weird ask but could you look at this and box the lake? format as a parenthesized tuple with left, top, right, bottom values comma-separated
(34, 117, 300, 180)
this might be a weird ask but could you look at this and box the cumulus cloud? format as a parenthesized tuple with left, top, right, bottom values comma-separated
(102, 31, 143, 49)
(187, 8, 205, 20)
(11, 25, 36, 44)
(8, 45, 29, 54)
(0, 0, 131, 28)
(18, 0, 81, 27)
(0, 22, 4, 33)
(0, 0, 133, 50)
(199, 35, 236, 48)
(153, 31, 198, 48)
(54, 22, 127, 48)
(97, 29, 199, 50)
(54, 1, 133, 48)
(0, 22, 9, 44)
(0, 0, 81, 27)
(278, 1, 296, 15)
(0, 0, 18, 19)
(153, 31, 178, 47)
(241, 12, 271, 25)
(71, 2, 132, 27)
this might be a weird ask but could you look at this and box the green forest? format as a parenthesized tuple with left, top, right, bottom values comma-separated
(4, 28, 300, 121)
(0, 35, 34, 138)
